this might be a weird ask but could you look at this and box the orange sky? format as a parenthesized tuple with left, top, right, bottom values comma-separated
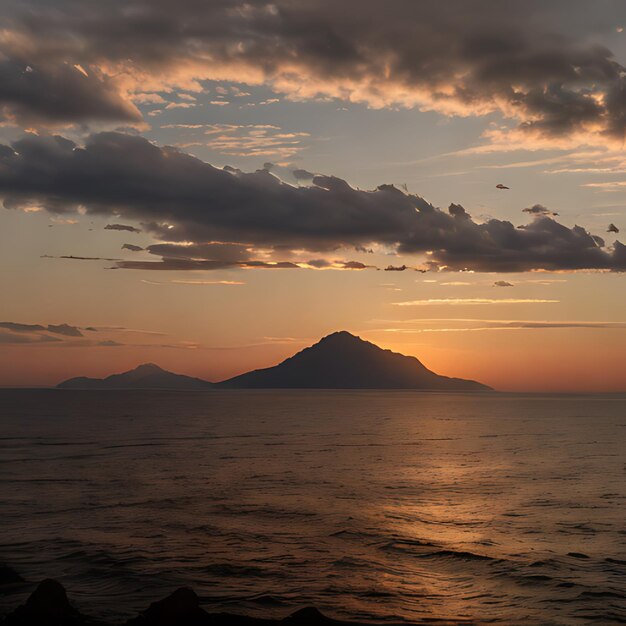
(0, 1, 625, 390)
(1, 237, 624, 390)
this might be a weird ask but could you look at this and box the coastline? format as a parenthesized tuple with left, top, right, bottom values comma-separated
(0, 578, 468, 626)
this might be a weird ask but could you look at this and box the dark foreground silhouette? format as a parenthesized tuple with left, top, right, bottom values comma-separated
(1, 578, 466, 626)
(58, 331, 490, 391)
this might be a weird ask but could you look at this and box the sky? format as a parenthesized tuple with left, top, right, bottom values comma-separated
(0, 0, 625, 391)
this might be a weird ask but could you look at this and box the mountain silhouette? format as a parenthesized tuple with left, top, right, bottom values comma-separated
(57, 333, 491, 390)
(57, 363, 212, 389)
(218, 331, 490, 390)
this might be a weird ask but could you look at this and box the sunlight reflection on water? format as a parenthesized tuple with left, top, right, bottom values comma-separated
(0, 390, 624, 624)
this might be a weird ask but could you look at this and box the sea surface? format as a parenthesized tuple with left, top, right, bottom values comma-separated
(0, 390, 624, 625)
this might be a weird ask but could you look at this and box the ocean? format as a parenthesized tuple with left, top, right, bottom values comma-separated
(0, 390, 624, 625)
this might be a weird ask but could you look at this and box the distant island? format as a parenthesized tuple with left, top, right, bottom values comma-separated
(57, 331, 491, 391)
(57, 362, 211, 390)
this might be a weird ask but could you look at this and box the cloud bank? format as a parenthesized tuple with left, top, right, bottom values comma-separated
(1, 1, 626, 146)
(1, 132, 624, 273)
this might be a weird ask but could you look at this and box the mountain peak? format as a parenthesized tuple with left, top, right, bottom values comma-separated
(57, 363, 211, 389)
(133, 363, 165, 373)
(221, 331, 491, 390)
(57, 333, 491, 391)
(317, 330, 363, 344)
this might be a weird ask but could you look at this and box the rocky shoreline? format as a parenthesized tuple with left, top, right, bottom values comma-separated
(0, 570, 479, 626)
(1, 577, 376, 626)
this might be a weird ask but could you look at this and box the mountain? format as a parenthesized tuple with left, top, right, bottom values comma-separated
(56, 333, 491, 391)
(218, 331, 491, 391)
(57, 363, 212, 390)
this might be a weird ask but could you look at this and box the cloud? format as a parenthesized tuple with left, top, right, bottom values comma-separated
(114, 259, 301, 271)
(522, 204, 558, 217)
(46, 323, 83, 337)
(393, 298, 559, 306)
(1, 1, 626, 146)
(118, 241, 305, 270)
(144, 242, 252, 263)
(376, 319, 626, 333)
(122, 243, 144, 252)
(0, 320, 205, 350)
(201, 124, 310, 158)
(302, 259, 369, 270)
(89, 326, 166, 336)
(487, 320, 626, 329)
(171, 280, 245, 285)
(0, 321, 85, 347)
(0, 321, 83, 336)
(494, 280, 514, 287)
(582, 181, 626, 191)
(0, 331, 61, 344)
(2, 132, 625, 273)
(42, 254, 123, 262)
(0, 54, 142, 126)
(105, 223, 141, 233)
(338, 261, 369, 270)
(293, 169, 315, 181)
(384, 265, 408, 271)
(0, 322, 46, 333)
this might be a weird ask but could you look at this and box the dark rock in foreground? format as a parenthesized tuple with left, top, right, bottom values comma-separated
(1, 579, 98, 625)
(1, 581, 394, 626)
(126, 589, 352, 626)
(0, 566, 24, 587)
(219, 331, 490, 391)
(125, 587, 207, 626)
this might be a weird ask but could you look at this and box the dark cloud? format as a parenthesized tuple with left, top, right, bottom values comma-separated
(244, 260, 300, 269)
(0, 331, 61, 344)
(448, 204, 471, 220)
(339, 261, 368, 270)
(0, 55, 141, 125)
(306, 259, 332, 269)
(482, 320, 626, 329)
(523, 204, 559, 217)
(0, 321, 83, 336)
(494, 280, 514, 287)
(0, 321, 82, 346)
(47, 323, 83, 337)
(293, 169, 315, 181)
(2, 133, 430, 250)
(0, 322, 46, 333)
(386, 319, 626, 332)
(42, 254, 123, 262)
(114, 259, 300, 271)
(105, 223, 141, 233)
(146, 242, 252, 263)
(116, 241, 303, 270)
(384, 265, 408, 271)
(122, 243, 144, 252)
(113, 259, 237, 271)
(1, 1, 626, 140)
(2, 132, 625, 273)
(303, 258, 368, 269)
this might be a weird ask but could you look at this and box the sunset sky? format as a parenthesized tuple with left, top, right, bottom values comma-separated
(1, 0, 625, 391)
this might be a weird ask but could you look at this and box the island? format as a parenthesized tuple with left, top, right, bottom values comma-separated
(57, 331, 491, 391)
